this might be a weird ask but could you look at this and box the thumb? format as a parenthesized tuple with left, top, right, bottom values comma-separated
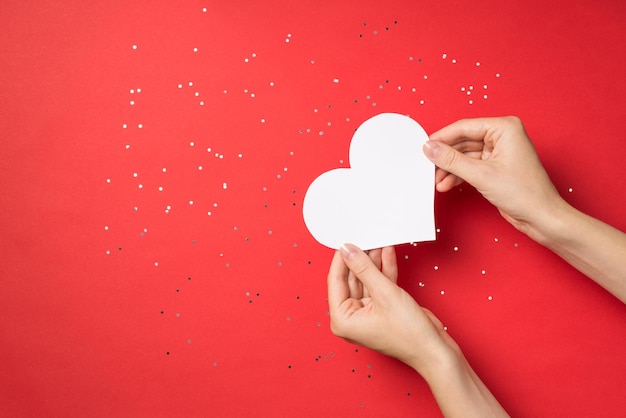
(423, 140, 485, 188)
(340, 243, 393, 298)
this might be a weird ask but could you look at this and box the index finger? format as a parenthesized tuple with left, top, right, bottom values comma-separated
(429, 117, 501, 146)
(327, 250, 350, 312)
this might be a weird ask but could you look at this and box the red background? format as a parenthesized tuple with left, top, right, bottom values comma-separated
(1, 1, 625, 416)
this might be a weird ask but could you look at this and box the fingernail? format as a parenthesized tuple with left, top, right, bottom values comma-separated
(340, 243, 359, 260)
(423, 141, 440, 159)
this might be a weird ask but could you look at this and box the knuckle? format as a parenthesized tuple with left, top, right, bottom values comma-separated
(505, 115, 523, 128)
(440, 147, 458, 169)
(350, 256, 371, 278)
(330, 320, 346, 338)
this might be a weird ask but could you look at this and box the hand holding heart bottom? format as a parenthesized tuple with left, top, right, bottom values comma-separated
(303, 113, 436, 250)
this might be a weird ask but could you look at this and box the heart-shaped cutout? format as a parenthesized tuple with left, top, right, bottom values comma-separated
(303, 113, 435, 250)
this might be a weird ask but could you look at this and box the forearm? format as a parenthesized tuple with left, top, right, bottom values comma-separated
(532, 201, 626, 303)
(419, 352, 509, 418)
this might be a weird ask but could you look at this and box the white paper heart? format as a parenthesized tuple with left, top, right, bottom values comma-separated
(302, 113, 435, 250)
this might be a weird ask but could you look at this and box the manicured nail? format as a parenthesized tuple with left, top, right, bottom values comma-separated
(340, 243, 359, 260)
(423, 141, 440, 159)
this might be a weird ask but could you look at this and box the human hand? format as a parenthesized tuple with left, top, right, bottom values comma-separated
(327, 244, 510, 416)
(327, 243, 461, 378)
(423, 117, 567, 243)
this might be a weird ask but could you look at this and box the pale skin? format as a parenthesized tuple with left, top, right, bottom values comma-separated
(327, 116, 626, 417)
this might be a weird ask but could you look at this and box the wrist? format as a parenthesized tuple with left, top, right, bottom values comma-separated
(419, 349, 510, 417)
(522, 195, 575, 247)
(408, 340, 465, 386)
